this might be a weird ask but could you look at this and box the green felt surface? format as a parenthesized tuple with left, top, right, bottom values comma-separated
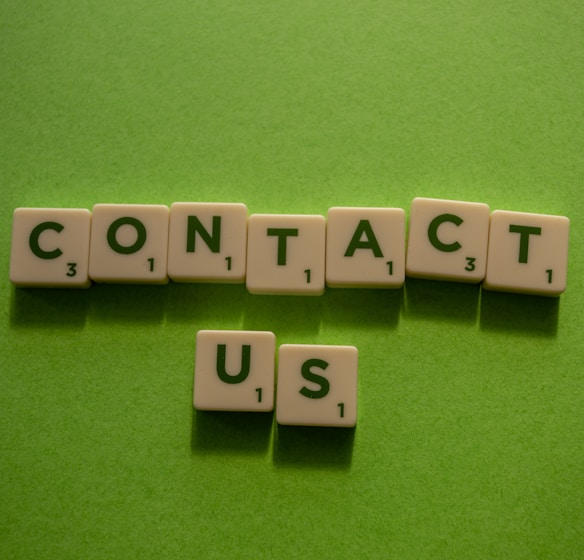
(1, 1, 584, 558)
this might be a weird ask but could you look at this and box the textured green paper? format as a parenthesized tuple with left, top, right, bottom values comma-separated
(1, 1, 584, 558)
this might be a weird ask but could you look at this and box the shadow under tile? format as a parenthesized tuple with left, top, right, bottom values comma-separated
(166, 282, 247, 326)
(243, 294, 323, 337)
(404, 278, 480, 324)
(322, 286, 403, 330)
(10, 286, 90, 329)
(272, 424, 354, 470)
(88, 283, 167, 324)
(479, 289, 559, 337)
(191, 408, 273, 455)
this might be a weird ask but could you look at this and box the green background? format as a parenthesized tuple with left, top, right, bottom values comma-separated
(2, 1, 583, 558)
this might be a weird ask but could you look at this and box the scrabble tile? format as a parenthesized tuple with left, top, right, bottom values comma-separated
(89, 204, 170, 284)
(276, 344, 358, 427)
(9, 208, 92, 288)
(246, 214, 326, 295)
(326, 207, 405, 288)
(193, 330, 276, 412)
(483, 210, 570, 296)
(406, 197, 490, 283)
(167, 202, 248, 283)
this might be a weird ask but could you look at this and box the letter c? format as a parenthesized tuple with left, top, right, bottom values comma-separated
(427, 213, 463, 252)
(29, 221, 64, 259)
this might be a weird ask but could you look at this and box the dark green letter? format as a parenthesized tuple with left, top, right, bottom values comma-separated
(344, 220, 383, 258)
(267, 228, 298, 265)
(107, 217, 147, 254)
(29, 221, 64, 259)
(216, 344, 251, 384)
(428, 213, 463, 252)
(187, 216, 221, 253)
(299, 358, 330, 399)
(509, 225, 541, 263)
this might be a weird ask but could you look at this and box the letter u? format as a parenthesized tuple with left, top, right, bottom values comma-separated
(216, 344, 251, 384)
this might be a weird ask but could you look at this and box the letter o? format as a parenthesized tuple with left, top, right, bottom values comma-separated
(107, 217, 147, 254)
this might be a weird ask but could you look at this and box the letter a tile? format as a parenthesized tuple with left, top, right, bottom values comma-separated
(326, 207, 405, 288)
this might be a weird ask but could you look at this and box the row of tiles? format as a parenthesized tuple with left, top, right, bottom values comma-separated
(194, 330, 357, 428)
(10, 198, 570, 296)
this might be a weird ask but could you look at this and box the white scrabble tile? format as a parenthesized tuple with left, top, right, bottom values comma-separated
(89, 204, 170, 284)
(326, 207, 405, 288)
(276, 344, 358, 427)
(483, 210, 570, 296)
(406, 197, 490, 283)
(9, 208, 92, 288)
(168, 202, 248, 283)
(246, 214, 326, 295)
(193, 330, 276, 412)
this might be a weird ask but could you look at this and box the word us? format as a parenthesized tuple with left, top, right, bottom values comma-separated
(194, 330, 358, 428)
(9, 198, 570, 296)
